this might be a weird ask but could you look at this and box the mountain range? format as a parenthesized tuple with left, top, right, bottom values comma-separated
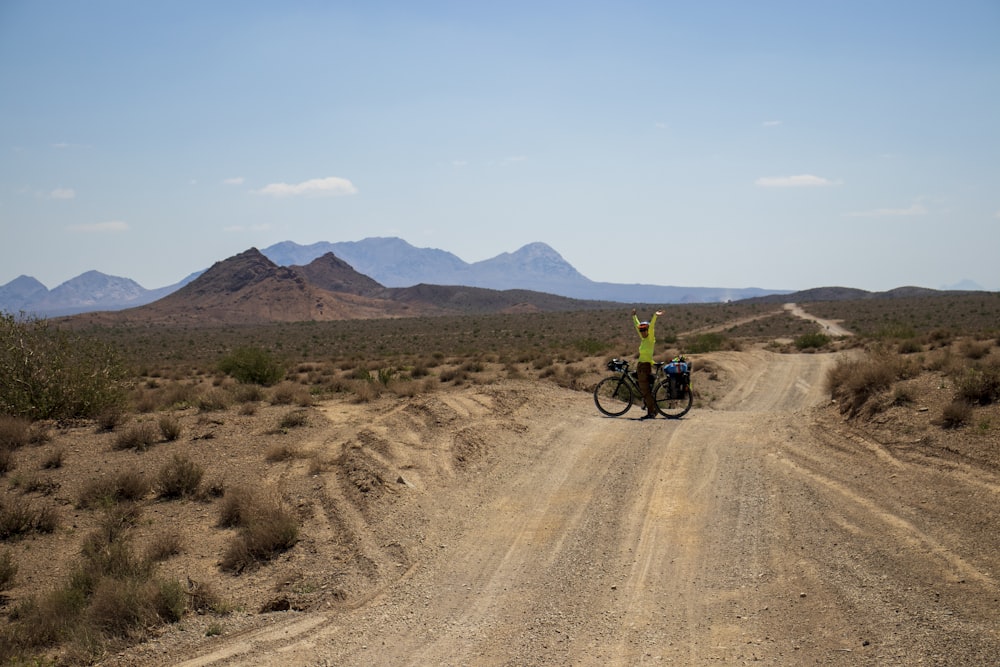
(0, 238, 789, 317)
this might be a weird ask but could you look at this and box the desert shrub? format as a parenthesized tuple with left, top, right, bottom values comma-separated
(156, 454, 203, 499)
(959, 339, 991, 360)
(0, 548, 17, 590)
(0, 414, 31, 449)
(953, 362, 1000, 405)
(41, 447, 64, 469)
(218, 346, 285, 386)
(78, 471, 151, 508)
(265, 443, 301, 462)
(278, 410, 308, 430)
(145, 530, 183, 562)
(0, 313, 129, 420)
(196, 388, 230, 412)
(794, 332, 831, 350)
(270, 381, 312, 406)
(826, 349, 915, 418)
(684, 332, 727, 354)
(898, 339, 923, 354)
(217, 486, 299, 573)
(0, 497, 57, 539)
(113, 421, 159, 451)
(96, 407, 125, 432)
(936, 400, 972, 429)
(158, 415, 182, 441)
(230, 383, 265, 403)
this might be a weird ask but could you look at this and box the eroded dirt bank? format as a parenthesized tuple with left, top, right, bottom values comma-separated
(111, 350, 999, 666)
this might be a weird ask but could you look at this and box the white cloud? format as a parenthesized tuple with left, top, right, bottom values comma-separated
(68, 220, 128, 233)
(755, 174, 838, 187)
(223, 177, 245, 185)
(49, 188, 75, 199)
(845, 202, 929, 218)
(257, 176, 358, 197)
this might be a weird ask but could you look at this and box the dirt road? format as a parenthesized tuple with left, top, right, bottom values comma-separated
(159, 350, 998, 666)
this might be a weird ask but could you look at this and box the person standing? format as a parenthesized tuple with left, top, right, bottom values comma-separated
(632, 308, 664, 420)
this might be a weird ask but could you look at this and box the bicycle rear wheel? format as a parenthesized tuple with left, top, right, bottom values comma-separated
(654, 379, 692, 419)
(594, 376, 634, 416)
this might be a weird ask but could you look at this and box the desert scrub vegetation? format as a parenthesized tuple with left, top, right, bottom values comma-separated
(0, 504, 188, 663)
(0, 313, 130, 420)
(218, 345, 286, 385)
(826, 347, 919, 418)
(217, 486, 299, 573)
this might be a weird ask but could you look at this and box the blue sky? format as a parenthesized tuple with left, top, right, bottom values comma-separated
(2, 1, 998, 293)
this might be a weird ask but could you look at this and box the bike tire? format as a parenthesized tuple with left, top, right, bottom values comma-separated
(654, 379, 693, 419)
(594, 375, 634, 417)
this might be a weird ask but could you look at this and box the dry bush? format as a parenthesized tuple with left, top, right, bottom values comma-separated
(826, 349, 916, 418)
(113, 421, 159, 451)
(197, 389, 230, 412)
(158, 415, 182, 441)
(953, 361, 1000, 406)
(936, 400, 973, 429)
(0, 548, 16, 590)
(156, 454, 203, 499)
(0, 497, 58, 539)
(265, 443, 302, 462)
(350, 380, 381, 403)
(959, 339, 992, 360)
(230, 383, 265, 403)
(0, 415, 31, 450)
(78, 471, 151, 508)
(41, 447, 64, 469)
(217, 486, 299, 573)
(269, 382, 313, 407)
(96, 408, 125, 433)
(144, 530, 183, 563)
(278, 410, 309, 430)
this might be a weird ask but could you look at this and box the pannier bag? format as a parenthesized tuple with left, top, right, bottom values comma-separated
(664, 357, 691, 399)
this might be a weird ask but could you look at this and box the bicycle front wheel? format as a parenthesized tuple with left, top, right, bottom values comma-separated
(594, 376, 634, 417)
(654, 379, 692, 419)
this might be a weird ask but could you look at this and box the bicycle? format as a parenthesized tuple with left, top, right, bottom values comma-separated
(593, 357, 693, 419)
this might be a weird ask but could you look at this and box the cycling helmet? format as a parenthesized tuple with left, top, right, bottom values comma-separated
(638, 321, 650, 331)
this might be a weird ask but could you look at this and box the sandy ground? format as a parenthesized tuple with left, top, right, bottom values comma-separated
(86, 346, 999, 667)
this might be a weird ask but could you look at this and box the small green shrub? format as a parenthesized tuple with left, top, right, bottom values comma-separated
(218, 347, 285, 386)
(684, 332, 727, 354)
(794, 332, 831, 350)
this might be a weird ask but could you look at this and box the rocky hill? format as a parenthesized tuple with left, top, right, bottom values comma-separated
(64, 248, 617, 326)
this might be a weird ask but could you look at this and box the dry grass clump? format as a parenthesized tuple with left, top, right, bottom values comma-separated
(158, 415, 182, 441)
(113, 421, 160, 451)
(217, 486, 299, 573)
(0, 496, 58, 539)
(0, 504, 187, 662)
(78, 471, 152, 508)
(826, 348, 918, 418)
(155, 454, 204, 499)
